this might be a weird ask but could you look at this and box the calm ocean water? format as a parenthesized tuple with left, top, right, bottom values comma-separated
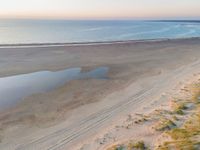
(0, 19, 200, 44)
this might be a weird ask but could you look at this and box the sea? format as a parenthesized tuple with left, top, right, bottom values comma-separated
(0, 19, 200, 44)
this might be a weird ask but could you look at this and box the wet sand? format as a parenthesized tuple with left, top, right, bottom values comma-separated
(0, 38, 200, 149)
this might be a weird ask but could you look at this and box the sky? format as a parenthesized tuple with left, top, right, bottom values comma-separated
(0, 0, 200, 20)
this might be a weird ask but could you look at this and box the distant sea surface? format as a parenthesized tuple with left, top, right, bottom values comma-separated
(0, 19, 200, 44)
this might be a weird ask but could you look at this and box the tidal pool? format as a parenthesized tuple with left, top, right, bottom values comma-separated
(0, 67, 109, 111)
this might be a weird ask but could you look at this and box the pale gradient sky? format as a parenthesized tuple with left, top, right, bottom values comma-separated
(0, 0, 200, 19)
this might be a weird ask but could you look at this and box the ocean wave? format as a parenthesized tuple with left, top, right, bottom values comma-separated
(176, 29, 197, 37)
(118, 25, 180, 38)
(81, 27, 110, 32)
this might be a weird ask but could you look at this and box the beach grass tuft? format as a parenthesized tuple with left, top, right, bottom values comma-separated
(107, 140, 147, 150)
(157, 83, 200, 150)
(154, 118, 176, 131)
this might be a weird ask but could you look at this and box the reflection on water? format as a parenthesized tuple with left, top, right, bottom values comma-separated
(0, 67, 109, 111)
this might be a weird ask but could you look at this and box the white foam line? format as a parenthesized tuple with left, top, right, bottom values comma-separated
(0, 38, 196, 49)
(0, 37, 200, 49)
(0, 40, 161, 49)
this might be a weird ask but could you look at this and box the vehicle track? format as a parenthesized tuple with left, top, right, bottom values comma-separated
(15, 60, 200, 150)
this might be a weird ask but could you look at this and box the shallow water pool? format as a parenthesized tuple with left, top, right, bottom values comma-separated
(0, 67, 109, 111)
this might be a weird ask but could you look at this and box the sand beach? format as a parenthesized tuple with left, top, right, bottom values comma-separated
(0, 38, 200, 149)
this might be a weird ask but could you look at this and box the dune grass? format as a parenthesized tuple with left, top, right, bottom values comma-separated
(171, 101, 188, 115)
(157, 83, 200, 150)
(107, 140, 147, 150)
(154, 118, 176, 131)
(107, 82, 200, 150)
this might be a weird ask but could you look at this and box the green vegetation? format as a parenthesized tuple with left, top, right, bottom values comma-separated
(172, 102, 188, 115)
(108, 83, 200, 150)
(159, 127, 199, 150)
(116, 145, 125, 150)
(107, 141, 147, 150)
(157, 83, 200, 150)
(131, 141, 146, 150)
(172, 115, 179, 121)
(154, 118, 176, 131)
(168, 128, 189, 140)
(174, 108, 184, 115)
(107, 144, 125, 150)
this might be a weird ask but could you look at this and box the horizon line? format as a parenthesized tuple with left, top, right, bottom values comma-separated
(0, 17, 200, 21)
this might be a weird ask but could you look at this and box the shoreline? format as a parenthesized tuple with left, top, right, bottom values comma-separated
(0, 37, 199, 48)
